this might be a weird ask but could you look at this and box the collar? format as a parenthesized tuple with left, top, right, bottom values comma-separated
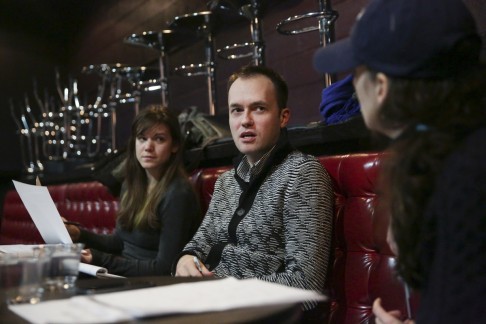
(233, 128, 293, 187)
(236, 146, 275, 182)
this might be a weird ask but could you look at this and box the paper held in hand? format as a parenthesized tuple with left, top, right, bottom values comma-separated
(8, 180, 125, 279)
(12, 180, 72, 244)
(78, 263, 125, 279)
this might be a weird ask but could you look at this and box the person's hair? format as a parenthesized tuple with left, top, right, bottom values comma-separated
(377, 58, 486, 289)
(117, 105, 187, 231)
(227, 65, 288, 110)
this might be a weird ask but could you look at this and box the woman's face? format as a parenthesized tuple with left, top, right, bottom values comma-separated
(353, 66, 384, 134)
(135, 123, 178, 180)
(353, 67, 405, 139)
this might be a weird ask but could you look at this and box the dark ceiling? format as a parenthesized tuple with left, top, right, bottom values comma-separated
(0, 0, 104, 46)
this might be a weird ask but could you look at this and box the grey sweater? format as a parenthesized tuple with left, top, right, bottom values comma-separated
(182, 149, 333, 300)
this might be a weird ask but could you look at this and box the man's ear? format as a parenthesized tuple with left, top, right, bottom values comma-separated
(280, 108, 290, 128)
(375, 72, 389, 106)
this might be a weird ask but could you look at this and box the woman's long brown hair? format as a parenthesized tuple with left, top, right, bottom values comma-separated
(117, 105, 187, 231)
(377, 60, 486, 289)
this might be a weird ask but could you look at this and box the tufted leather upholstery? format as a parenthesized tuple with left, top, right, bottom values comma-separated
(186, 152, 419, 323)
(322, 153, 419, 323)
(0, 152, 418, 323)
(0, 181, 117, 244)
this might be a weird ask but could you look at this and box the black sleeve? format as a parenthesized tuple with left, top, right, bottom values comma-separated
(90, 180, 202, 276)
(79, 228, 124, 254)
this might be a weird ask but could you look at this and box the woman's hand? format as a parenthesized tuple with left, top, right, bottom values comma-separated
(81, 248, 92, 264)
(373, 298, 415, 324)
(62, 217, 81, 241)
(175, 255, 214, 277)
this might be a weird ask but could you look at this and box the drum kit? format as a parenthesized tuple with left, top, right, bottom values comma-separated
(10, 0, 338, 174)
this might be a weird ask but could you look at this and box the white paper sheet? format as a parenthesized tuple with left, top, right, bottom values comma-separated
(78, 263, 125, 279)
(12, 180, 72, 244)
(0, 244, 37, 257)
(9, 277, 326, 323)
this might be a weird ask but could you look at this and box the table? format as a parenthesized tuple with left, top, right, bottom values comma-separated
(0, 276, 304, 323)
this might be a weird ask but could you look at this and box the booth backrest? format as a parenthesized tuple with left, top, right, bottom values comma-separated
(189, 153, 418, 323)
(0, 182, 118, 244)
(0, 152, 418, 323)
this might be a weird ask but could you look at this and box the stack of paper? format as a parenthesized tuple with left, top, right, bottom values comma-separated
(9, 277, 326, 323)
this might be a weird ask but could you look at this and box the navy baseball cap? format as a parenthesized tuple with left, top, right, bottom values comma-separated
(313, 0, 480, 78)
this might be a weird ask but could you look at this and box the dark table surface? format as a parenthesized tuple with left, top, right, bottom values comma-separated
(0, 276, 304, 323)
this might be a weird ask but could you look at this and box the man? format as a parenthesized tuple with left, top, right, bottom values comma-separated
(175, 65, 333, 311)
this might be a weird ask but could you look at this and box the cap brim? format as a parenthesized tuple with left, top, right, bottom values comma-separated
(313, 38, 358, 74)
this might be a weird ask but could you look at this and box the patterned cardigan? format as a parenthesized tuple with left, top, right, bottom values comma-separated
(181, 139, 334, 303)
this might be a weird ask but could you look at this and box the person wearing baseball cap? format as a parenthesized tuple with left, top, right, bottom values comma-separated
(314, 0, 486, 323)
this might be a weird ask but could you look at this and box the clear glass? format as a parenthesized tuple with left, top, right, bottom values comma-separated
(0, 252, 50, 304)
(35, 243, 84, 291)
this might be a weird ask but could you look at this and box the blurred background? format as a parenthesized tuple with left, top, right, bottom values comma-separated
(0, 0, 484, 178)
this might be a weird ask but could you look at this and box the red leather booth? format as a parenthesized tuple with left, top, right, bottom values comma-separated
(0, 152, 418, 323)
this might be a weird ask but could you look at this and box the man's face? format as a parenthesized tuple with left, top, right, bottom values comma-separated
(228, 75, 290, 164)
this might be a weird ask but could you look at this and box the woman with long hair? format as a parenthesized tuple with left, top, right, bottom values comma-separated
(313, 0, 486, 322)
(67, 105, 201, 276)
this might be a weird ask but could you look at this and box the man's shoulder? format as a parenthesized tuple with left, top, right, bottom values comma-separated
(283, 150, 322, 168)
(217, 167, 236, 181)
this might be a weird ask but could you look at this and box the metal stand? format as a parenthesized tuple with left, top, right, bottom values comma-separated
(276, 0, 338, 87)
(82, 63, 154, 153)
(170, 11, 218, 115)
(125, 29, 185, 108)
(211, 0, 266, 66)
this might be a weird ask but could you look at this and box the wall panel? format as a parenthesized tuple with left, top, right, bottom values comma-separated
(68, 0, 368, 126)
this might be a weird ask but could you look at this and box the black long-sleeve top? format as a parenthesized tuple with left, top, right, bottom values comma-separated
(417, 127, 486, 323)
(79, 176, 201, 276)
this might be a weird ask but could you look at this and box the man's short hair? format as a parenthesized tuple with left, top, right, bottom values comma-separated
(227, 65, 288, 110)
